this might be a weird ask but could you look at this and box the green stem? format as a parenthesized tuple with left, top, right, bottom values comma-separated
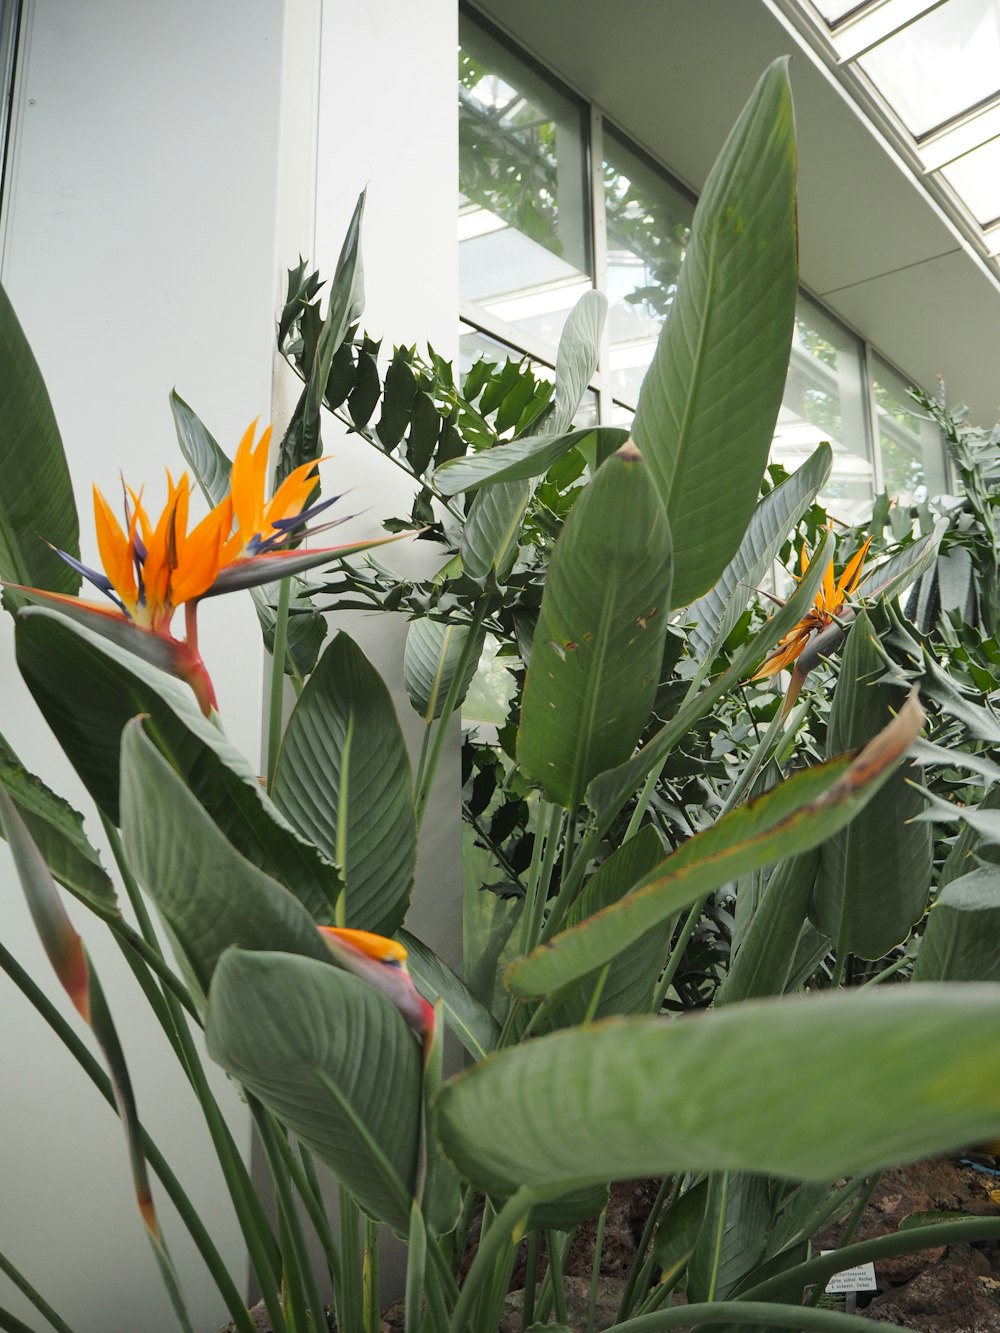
(0, 1250, 76, 1333)
(546, 1231, 569, 1327)
(294, 1145, 344, 1295)
(337, 1190, 362, 1333)
(860, 954, 910, 987)
(0, 1307, 41, 1333)
(267, 575, 293, 791)
(521, 1230, 539, 1330)
(0, 942, 257, 1333)
(624, 761, 665, 841)
(415, 599, 489, 828)
(741, 1216, 1000, 1303)
(364, 1216, 380, 1333)
(585, 1208, 607, 1333)
(521, 803, 563, 958)
(449, 1188, 535, 1333)
(651, 906, 696, 1013)
(252, 1105, 325, 1333)
(616, 1176, 673, 1321)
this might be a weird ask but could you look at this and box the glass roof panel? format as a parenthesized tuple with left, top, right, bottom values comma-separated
(811, 0, 871, 20)
(941, 134, 1000, 224)
(857, 0, 1000, 136)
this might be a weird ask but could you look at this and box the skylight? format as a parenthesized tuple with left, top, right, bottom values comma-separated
(771, 0, 1000, 268)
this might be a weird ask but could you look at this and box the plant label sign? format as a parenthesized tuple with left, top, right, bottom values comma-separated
(821, 1253, 878, 1293)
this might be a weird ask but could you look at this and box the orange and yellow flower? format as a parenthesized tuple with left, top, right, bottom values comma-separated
(16, 421, 404, 715)
(318, 926, 435, 1046)
(755, 534, 871, 681)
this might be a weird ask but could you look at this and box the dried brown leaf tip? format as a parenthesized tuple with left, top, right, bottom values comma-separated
(616, 439, 643, 463)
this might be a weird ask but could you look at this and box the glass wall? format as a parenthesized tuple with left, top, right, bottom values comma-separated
(458, 8, 949, 516)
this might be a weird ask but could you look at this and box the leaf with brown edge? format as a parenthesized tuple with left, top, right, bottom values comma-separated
(506, 692, 923, 999)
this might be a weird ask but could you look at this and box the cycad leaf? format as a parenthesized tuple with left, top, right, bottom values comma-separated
(272, 633, 415, 935)
(518, 445, 673, 809)
(631, 60, 797, 608)
(0, 282, 79, 595)
(207, 948, 420, 1235)
(436, 985, 1000, 1197)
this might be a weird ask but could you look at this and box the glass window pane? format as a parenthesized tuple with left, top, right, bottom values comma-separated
(772, 296, 874, 524)
(602, 127, 693, 409)
(857, 0, 1000, 136)
(459, 15, 591, 360)
(941, 133, 1000, 225)
(871, 354, 949, 502)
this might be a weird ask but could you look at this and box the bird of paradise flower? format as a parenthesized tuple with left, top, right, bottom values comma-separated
(755, 532, 871, 713)
(9, 422, 409, 715)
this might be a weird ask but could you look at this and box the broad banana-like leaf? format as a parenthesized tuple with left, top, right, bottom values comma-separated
(686, 444, 831, 664)
(207, 948, 420, 1235)
(15, 609, 341, 918)
(400, 930, 500, 1060)
(0, 282, 79, 595)
(436, 985, 1000, 1197)
(551, 289, 607, 435)
(717, 849, 819, 1005)
(435, 426, 627, 495)
(541, 827, 667, 1028)
(687, 1171, 770, 1304)
(631, 60, 797, 608)
(914, 867, 1000, 982)
(507, 693, 921, 998)
(403, 618, 485, 722)
(460, 478, 530, 584)
(272, 633, 415, 936)
(119, 719, 330, 1002)
(811, 612, 931, 960)
(518, 444, 673, 809)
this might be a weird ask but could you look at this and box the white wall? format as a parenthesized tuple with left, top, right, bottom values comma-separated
(0, 1, 295, 1328)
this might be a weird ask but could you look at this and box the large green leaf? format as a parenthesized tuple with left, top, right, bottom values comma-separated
(272, 633, 415, 935)
(586, 529, 834, 825)
(0, 282, 79, 595)
(119, 719, 329, 1001)
(914, 867, 1000, 982)
(687, 1172, 770, 1304)
(518, 444, 673, 808)
(15, 609, 341, 917)
(811, 612, 931, 959)
(459, 478, 531, 584)
(170, 390, 232, 505)
(686, 444, 831, 664)
(542, 827, 668, 1028)
(436, 985, 1000, 1196)
(399, 930, 500, 1060)
(631, 60, 797, 608)
(403, 617, 485, 722)
(507, 693, 921, 998)
(0, 730, 115, 911)
(551, 290, 607, 434)
(717, 850, 819, 1005)
(207, 948, 420, 1234)
(435, 426, 627, 496)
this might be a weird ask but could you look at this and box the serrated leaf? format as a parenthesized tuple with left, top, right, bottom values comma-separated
(436, 985, 1000, 1197)
(272, 633, 415, 935)
(207, 949, 420, 1234)
(518, 445, 673, 808)
(631, 60, 797, 608)
(0, 282, 80, 595)
(687, 444, 832, 664)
